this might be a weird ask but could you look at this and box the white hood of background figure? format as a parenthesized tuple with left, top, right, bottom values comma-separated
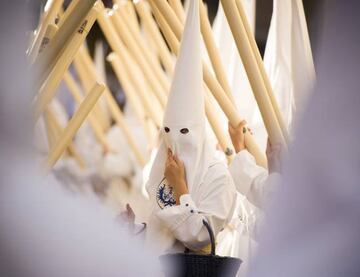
(145, 0, 215, 252)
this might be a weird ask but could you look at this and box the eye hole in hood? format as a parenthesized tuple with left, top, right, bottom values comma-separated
(180, 128, 189, 134)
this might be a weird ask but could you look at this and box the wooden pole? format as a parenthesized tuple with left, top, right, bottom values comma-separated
(34, 0, 97, 86)
(199, 1, 237, 105)
(122, 52, 164, 127)
(116, 5, 163, 80)
(77, 44, 160, 131)
(107, 53, 162, 127)
(150, 0, 267, 167)
(73, 46, 111, 131)
(115, 0, 141, 33)
(63, 71, 112, 152)
(102, 85, 147, 167)
(221, 0, 286, 146)
(96, 7, 167, 107)
(168, 0, 186, 22)
(235, 0, 289, 142)
(204, 87, 235, 162)
(33, 2, 101, 121)
(45, 83, 105, 169)
(44, 108, 59, 150)
(107, 53, 151, 139)
(110, 9, 170, 96)
(69, 59, 147, 166)
(38, 24, 59, 54)
(44, 106, 86, 168)
(28, 0, 64, 62)
(134, 0, 174, 75)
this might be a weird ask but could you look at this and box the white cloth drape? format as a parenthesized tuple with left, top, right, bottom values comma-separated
(264, 0, 316, 131)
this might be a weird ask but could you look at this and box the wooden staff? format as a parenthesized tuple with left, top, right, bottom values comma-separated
(220, 0, 286, 146)
(110, 9, 170, 97)
(43, 108, 58, 149)
(78, 42, 162, 129)
(204, 87, 235, 162)
(73, 47, 111, 132)
(31, 23, 81, 157)
(96, 7, 167, 107)
(134, 0, 174, 75)
(235, 0, 289, 142)
(168, 0, 185, 22)
(115, 0, 141, 33)
(28, 0, 64, 62)
(45, 83, 105, 169)
(63, 71, 112, 152)
(107, 53, 150, 137)
(199, 1, 237, 104)
(43, 108, 71, 158)
(71, 40, 147, 165)
(77, 46, 112, 130)
(102, 85, 147, 167)
(121, 51, 164, 127)
(33, 2, 101, 121)
(38, 24, 59, 54)
(107, 53, 163, 127)
(71, 55, 147, 166)
(94, 40, 107, 82)
(143, 20, 162, 62)
(34, 0, 98, 86)
(44, 106, 86, 168)
(149, 0, 267, 167)
(116, 5, 161, 78)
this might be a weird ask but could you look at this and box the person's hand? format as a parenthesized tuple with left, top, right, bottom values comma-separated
(228, 120, 252, 153)
(164, 149, 188, 204)
(266, 139, 284, 174)
(118, 203, 135, 233)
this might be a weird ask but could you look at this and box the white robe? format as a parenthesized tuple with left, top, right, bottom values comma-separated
(145, 159, 237, 255)
(249, 2, 360, 276)
(221, 151, 280, 276)
(229, 150, 281, 209)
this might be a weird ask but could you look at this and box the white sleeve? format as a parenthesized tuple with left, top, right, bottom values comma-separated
(155, 168, 237, 252)
(229, 150, 281, 208)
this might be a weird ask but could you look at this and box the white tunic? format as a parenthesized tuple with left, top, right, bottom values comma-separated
(145, 160, 237, 255)
(229, 150, 281, 209)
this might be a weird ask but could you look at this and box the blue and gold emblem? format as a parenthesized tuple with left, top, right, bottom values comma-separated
(156, 177, 176, 209)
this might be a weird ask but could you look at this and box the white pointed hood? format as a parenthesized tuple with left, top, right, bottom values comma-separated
(163, 0, 204, 129)
(146, 0, 213, 204)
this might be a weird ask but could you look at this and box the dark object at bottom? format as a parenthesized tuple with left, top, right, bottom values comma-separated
(159, 220, 241, 277)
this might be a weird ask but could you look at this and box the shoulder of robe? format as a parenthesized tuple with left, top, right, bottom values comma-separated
(203, 161, 233, 187)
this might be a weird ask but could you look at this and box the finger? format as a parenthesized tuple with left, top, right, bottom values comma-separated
(238, 120, 247, 128)
(173, 154, 181, 165)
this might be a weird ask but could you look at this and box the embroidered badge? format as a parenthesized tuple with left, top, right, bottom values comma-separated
(156, 178, 176, 209)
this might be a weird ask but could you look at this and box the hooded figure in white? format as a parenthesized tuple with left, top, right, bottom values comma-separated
(144, 0, 237, 255)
